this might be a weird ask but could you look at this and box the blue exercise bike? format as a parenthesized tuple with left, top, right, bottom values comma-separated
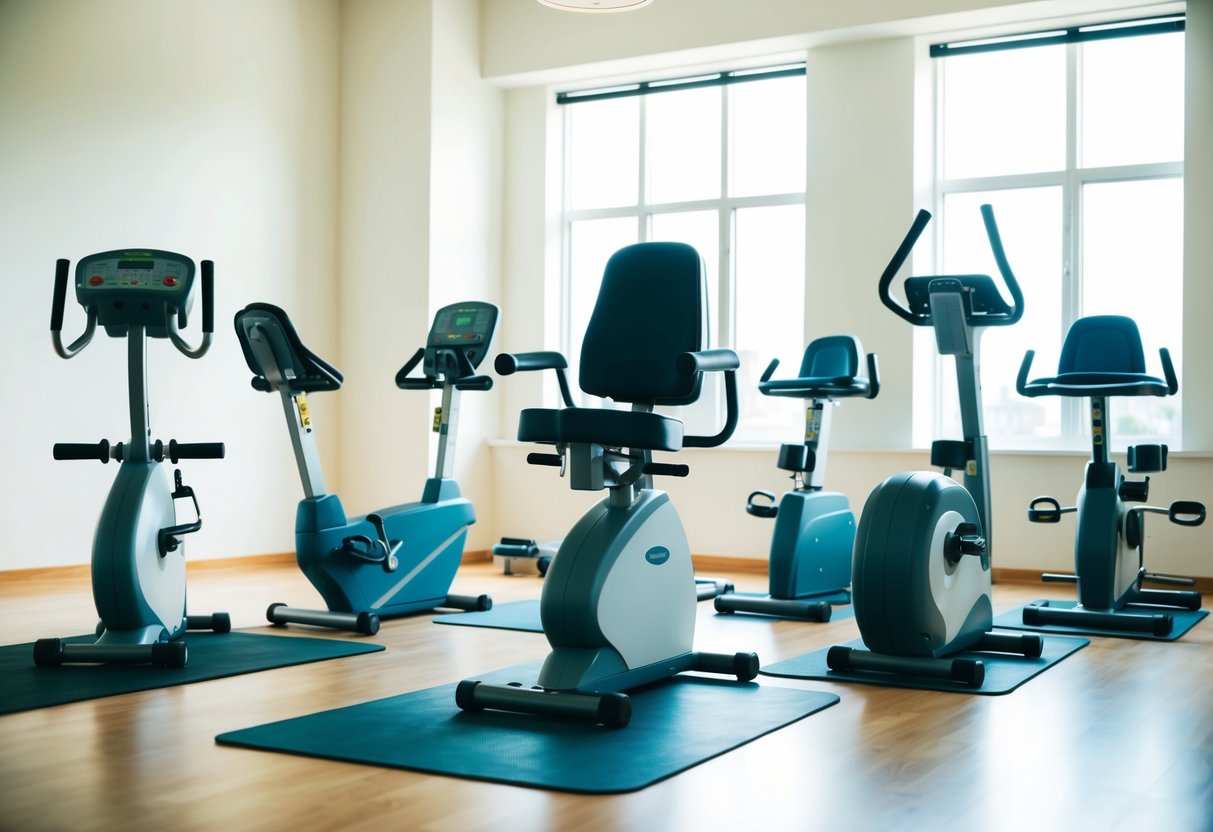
(1017, 314, 1205, 636)
(233, 301, 496, 635)
(35, 249, 228, 667)
(714, 335, 879, 621)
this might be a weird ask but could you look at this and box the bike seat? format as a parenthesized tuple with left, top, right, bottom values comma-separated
(513, 242, 735, 454)
(1018, 315, 1173, 398)
(759, 334, 875, 399)
(234, 302, 343, 394)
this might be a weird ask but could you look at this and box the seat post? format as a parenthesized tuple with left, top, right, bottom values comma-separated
(1089, 394, 1110, 466)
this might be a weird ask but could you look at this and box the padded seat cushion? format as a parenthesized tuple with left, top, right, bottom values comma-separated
(517, 407, 684, 452)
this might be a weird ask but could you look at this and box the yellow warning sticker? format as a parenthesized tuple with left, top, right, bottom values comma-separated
(296, 393, 312, 428)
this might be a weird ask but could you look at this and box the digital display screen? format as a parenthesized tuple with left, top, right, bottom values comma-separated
(454, 315, 473, 328)
(117, 260, 155, 270)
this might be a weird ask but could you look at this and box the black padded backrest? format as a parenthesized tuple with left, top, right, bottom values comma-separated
(800, 335, 862, 379)
(578, 242, 706, 406)
(1058, 315, 1147, 375)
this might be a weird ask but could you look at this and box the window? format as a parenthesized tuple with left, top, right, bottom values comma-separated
(558, 65, 807, 442)
(924, 16, 1185, 451)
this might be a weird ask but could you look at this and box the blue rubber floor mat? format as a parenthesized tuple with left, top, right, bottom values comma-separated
(0, 632, 384, 715)
(760, 633, 1088, 695)
(992, 600, 1207, 641)
(216, 660, 839, 794)
(433, 599, 544, 632)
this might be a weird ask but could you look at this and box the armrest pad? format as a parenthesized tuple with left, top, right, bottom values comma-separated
(677, 348, 740, 375)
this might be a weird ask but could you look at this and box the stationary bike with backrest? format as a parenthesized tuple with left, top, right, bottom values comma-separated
(826, 205, 1043, 687)
(455, 241, 759, 728)
(1016, 314, 1205, 636)
(233, 301, 496, 635)
(713, 335, 879, 621)
(34, 250, 228, 668)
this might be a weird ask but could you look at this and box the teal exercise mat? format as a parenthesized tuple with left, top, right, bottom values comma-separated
(760, 633, 1088, 694)
(714, 590, 854, 621)
(0, 632, 384, 715)
(216, 660, 839, 794)
(992, 600, 1207, 641)
(433, 599, 543, 632)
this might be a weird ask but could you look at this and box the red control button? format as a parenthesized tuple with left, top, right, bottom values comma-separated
(88, 275, 104, 286)
(162, 276, 179, 287)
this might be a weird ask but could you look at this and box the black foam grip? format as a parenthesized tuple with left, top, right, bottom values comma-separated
(169, 441, 226, 461)
(200, 261, 215, 333)
(51, 259, 70, 331)
(53, 441, 110, 462)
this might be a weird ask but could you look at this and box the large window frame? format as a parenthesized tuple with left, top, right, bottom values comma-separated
(555, 64, 809, 443)
(920, 14, 1186, 452)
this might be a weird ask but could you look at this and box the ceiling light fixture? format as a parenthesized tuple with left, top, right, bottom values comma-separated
(536, 0, 654, 12)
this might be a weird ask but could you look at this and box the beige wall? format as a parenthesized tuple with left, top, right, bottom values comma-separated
(0, 0, 341, 568)
(1, 0, 1207, 582)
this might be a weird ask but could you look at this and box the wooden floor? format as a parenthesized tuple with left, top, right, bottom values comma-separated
(1, 559, 1210, 832)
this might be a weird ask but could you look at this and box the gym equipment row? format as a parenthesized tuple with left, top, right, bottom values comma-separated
(28, 205, 1204, 726)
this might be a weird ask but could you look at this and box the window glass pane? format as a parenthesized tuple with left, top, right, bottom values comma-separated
(568, 98, 638, 210)
(646, 87, 721, 204)
(1080, 177, 1183, 442)
(731, 76, 806, 197)
(941, 46, 1066, 179)
(1080, 33, 1184, 168)
(568, 217, 638, 401)
(936, 189, 1064, 443)
(734, 204, 805, 439)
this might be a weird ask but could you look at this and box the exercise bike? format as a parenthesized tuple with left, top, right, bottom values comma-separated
(456, 241, 759, 728)
(714, 335, 879, 621)
(233, 301, 495, 635)
(1016, 314, 1205, 636)
(34, 250, 228, 667)
(826, 205, 1043, 687)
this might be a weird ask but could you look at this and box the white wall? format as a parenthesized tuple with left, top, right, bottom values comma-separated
(338, 0, 503, 548)
(484, 0, 1213, 578)
(0, 0, 341, 569)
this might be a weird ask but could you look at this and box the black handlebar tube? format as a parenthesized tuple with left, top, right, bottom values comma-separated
(495, 351, 576, 407)
(51, 258, 97, 359)
(200, 260, 215, 333)
(865, 353, 881, 399)
(1160, 348, 1178, 395)
(51, 259, 70, 332)
(878, 209, 933, 324)
(978, 204, 1024, 326)
(168, 441, 226, 462)
(681, 350, 741, 449)
(1016, 350, 1037, 397)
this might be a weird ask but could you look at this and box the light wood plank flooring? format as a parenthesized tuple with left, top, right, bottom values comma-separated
(1, 560, 1210, 831)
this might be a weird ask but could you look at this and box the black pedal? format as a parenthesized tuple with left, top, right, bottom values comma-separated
(930, 439, 968, 470)
(1127, 444, 1167, 473)
(1118, 478, 1150, 503)
(776, 443, 812, 473)
(1027, 496, 1067, 523)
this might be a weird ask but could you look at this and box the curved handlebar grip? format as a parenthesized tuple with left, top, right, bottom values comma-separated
(51, 259, 70, 331)
(200, 260, 215, 333)
(394, 347, 428, 388)
(1159, 348, 1178, 395)
(683, 368, 739, 448)
(979, 204, 1024, 325)
(759, 358, 780, 384)
(495, 351, 568, 375)
(878, 209, 932, 323)
(865, 353, 881, 399)
(454, 375, 493, 392)
(1016, 350, 1037, 397)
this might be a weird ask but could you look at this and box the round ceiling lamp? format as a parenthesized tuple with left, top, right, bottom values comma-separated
(536, 0, 654, 11)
